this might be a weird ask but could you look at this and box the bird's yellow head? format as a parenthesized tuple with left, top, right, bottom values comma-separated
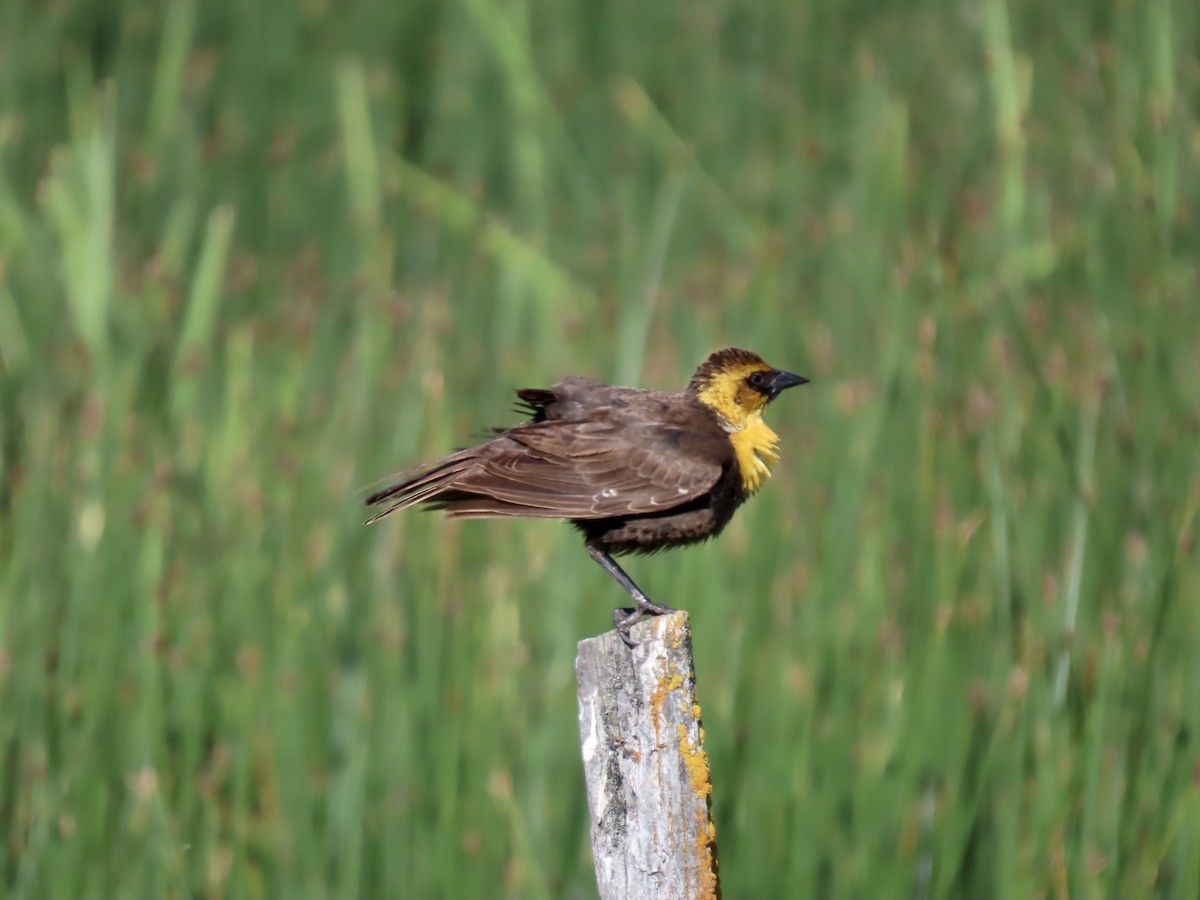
(687, 348, 809, 492)
(687, 348, 808, 426)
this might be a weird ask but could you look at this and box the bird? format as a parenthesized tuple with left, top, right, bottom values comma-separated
(364, 347, 809, 644)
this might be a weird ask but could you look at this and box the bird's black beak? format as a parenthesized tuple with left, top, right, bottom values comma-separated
(766, 369, 810, 399)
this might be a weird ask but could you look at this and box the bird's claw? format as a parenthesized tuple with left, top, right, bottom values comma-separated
(613, 599, 679, 648)
(640, 599, 676, 617)
(614, 607, 642, 647)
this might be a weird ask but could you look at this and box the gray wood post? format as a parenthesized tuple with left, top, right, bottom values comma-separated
(575, 611, 720, 900)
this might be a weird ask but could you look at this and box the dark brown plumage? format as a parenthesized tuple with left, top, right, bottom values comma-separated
(365, 348, 808, 642)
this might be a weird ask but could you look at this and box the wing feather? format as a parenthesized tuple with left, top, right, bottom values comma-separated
(365, 415, 729, 522)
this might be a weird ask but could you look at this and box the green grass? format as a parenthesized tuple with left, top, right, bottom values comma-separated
(2, 0, 1198, 897)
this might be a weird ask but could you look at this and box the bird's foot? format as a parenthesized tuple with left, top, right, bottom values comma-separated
(613, 607, 642, 646)
(613, 598, 678, 648)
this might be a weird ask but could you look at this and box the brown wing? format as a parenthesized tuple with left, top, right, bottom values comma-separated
(364, 418, 729, 524)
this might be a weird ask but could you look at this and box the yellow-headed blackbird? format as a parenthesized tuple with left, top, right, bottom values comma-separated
(365, 347, 808, 642)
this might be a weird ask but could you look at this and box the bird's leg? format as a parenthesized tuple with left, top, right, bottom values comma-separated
(585, 543, 676, 647)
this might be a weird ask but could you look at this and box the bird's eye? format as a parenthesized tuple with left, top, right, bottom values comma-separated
(747, 371, 767, 390)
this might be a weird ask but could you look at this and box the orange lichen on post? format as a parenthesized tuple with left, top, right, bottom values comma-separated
(650, 666, 686, 746)
(676, 724, 713, 799)
(698, 818, 720, 900)
(653, 609, 691, 652)
(677, 719, 719, 899)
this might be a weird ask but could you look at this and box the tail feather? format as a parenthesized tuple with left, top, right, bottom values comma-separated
(364, 444, 568, 523)
(363, 452, 479, 524)
(434, 497, 556, 518)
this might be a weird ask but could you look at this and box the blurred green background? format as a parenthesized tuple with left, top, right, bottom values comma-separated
(1, 0, 1198, 896)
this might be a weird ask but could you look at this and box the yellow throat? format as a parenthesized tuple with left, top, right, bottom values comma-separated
(695, 378, 781, 494)
(726, 413, 780, 493)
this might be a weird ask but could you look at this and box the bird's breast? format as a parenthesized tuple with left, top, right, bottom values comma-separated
(728, 417, 780, 493)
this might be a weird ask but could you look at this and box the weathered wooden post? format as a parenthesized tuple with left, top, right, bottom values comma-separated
(575, 611, 720, 900)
